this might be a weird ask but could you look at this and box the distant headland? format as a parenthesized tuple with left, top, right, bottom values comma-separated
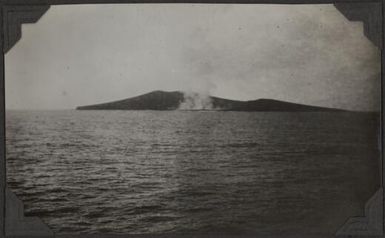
(76, 90, 344, 112)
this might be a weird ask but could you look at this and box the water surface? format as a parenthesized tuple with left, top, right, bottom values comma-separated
(6, 110, 381, 235)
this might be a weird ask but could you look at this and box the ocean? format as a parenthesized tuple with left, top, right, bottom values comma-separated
(6, 110, 381, 235)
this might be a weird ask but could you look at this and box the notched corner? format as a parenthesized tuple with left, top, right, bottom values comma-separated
(3, 5, 50, 54)
(336, 188, 383, 237)
(5, 188, 54, 237)
(334, 2, 382, 49)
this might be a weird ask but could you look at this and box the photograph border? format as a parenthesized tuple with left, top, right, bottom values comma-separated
(0, 1, 383, 237)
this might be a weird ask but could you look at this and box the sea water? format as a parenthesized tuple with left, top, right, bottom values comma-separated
(6, 110, 381, 235)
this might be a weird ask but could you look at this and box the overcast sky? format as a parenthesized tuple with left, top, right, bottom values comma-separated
(5, 4, 381, 111)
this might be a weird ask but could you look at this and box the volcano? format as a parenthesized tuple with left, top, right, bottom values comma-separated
(76, 90, 344, 112)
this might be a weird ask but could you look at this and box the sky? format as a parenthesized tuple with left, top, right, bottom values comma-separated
(5, 4, 381, 111)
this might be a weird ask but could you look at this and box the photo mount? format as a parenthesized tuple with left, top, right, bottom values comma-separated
(0, 1, 383, 237)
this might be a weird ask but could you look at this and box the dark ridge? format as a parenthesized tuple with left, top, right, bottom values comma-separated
(77, 91, 184, 110)
(76, 90, 345, 112)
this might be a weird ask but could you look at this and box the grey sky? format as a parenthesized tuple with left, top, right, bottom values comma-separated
(5, 4, 381, 111)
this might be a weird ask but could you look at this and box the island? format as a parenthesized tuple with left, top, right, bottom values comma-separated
(76, 90, 344, 112)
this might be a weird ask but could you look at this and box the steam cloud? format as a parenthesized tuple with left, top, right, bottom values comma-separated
(178, 92, 215, 110)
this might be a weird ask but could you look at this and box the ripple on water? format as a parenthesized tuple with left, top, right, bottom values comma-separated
(6, 111, 381, 234)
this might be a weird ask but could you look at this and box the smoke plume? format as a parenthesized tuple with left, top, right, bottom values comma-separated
(178, 92, 214, 110)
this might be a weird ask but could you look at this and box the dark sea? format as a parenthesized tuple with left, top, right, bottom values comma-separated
(6, 110, 381, 235)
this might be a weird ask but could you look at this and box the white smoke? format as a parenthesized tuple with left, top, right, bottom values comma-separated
(179, 92, 214, 110)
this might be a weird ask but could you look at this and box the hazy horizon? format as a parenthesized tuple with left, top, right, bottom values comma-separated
(5, 4, 381, 111)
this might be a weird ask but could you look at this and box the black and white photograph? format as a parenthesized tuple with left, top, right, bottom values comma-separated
(4, 3, 382, 236)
